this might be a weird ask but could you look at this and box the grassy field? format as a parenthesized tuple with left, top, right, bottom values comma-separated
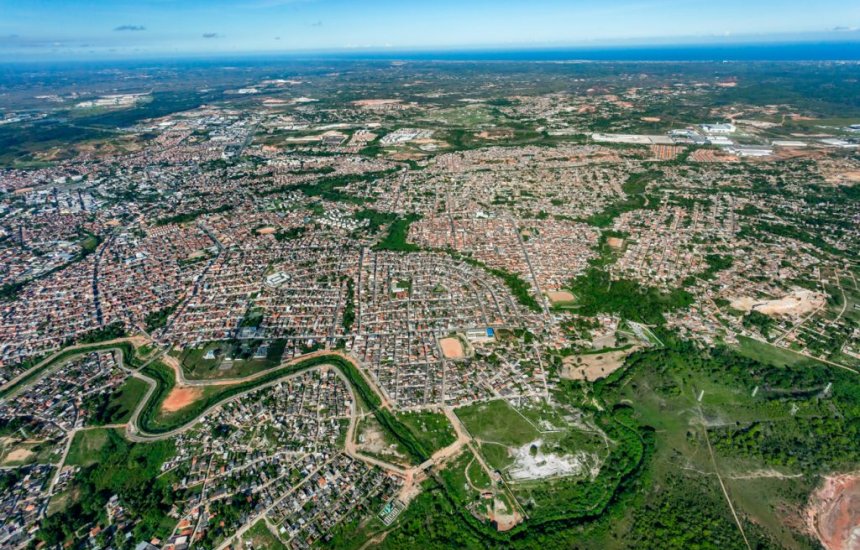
(590, 343, 858, 549)
(455, 399, 540, 448)
(243, 520, 287, 549)
(0, 438, 61, 466)
(178, 339, 287, 380)
(87, 376, 149, 425)
(455, 398, 609, 477)
(735, 335, 819, 368)
(66, 428, 112, 467)
(395, 410, 457, 455)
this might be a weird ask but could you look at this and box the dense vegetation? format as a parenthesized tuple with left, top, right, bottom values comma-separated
(144, 303, 179, 332)
(566, 267, 693, 325)
(584, 170, 662, 227)
(375, 214, 422, 252)
(342, 277, 356, 332)
(38, 429, 178, 547)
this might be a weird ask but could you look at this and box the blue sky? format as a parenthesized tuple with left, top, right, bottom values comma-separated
(1, 0, 859, 59)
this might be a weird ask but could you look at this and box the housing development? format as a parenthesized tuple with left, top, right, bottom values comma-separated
(0, 58, 858, 550)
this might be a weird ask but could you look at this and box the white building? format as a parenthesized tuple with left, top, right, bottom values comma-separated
(701, 123, 736, 135)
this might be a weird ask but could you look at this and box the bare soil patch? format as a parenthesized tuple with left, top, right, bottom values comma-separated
(2, 448, 34, 464)
(440, 337, 466, 359)
(352, 98, 402, 107)
(488, 498, 522, 532)
(606, 237, 625, 249)
(730, 289, 825, 317)
(161, 387, 204, 413)
(806, 473, 860, 550)
(561, 347, 637, 382)
(547, 290, 575, 304)
(256, 226, 276, 235)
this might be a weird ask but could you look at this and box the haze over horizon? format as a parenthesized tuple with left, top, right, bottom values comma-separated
(1, 0, 859, 61)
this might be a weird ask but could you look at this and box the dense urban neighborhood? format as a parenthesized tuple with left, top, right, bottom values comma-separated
(0, 57, 858, 550)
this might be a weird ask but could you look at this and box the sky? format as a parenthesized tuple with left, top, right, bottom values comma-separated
(1, 0, 859, 60)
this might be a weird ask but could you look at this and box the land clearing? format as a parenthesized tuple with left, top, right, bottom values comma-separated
(606, 236, 625, 249)
(506, 440, 600, 481)
(161, 386, 204, 412)
(352, 98, 402, 108)
(356, 415, 410, 467)
(256, 226, 277, 235)
(806, 472, 860, 550)
(439, 337, 466, 359)
(2, 447, 35, 465)
(561, 346, 638, 382)
(547, 290, 575, 304)
(731, 289, 826, 317)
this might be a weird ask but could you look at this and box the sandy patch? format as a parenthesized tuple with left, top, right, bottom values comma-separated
(352, 99, 402, 108)
(161, 387, 204, 413)
(3, 448, 34, 464)
(476, 129, 514, 140)
(826, 170, 860, 184)
(357, 420, 409, 465)
(730, 289, 826, 317)
(606, 237, 625, 249)
(689, 148, 739, 163)
(488, 498, 522, 532)
(547, 290, 575, 304)
(561, 347, 636, 382)
(806, 473, 860, 550)
(256, 226, 277, 235)
(641, 116, 661, 122)
(440, 337, 465, 359)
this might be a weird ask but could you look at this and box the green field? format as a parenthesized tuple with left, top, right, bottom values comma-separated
(177, 339, 287, 380)
(395, 410, 457, 455)
(736, 335, 821, 368)
(84, 376, 149, 425)
(243, 520, 287, 549)
(455, 399, 539, 448)
(66, 428, 112, 467)
(41, 428, 177, 546)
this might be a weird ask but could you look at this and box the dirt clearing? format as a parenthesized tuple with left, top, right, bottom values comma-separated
(161, 387, 204, 412)
(606, 237, 625, 249)
(2, 448, 34, 464)
(547, 290, 575, 304)
(561, 347, 636, 382)
(806, 473, 860, 550)
(731, 289, 826, 317)
(440, 337, 466, 359)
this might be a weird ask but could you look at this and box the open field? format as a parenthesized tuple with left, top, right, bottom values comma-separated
(66, 428, 113, 467)
(174, 339, 287, 380)
(395, 410, 457, 455)
(243, 520, 287, 549)
(160, 386, 204, 412)
(546, 290, 575, 305)
(731, 289, 826, 317)
(439, 337, 466, 359)
(561, 346, 638, 382)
